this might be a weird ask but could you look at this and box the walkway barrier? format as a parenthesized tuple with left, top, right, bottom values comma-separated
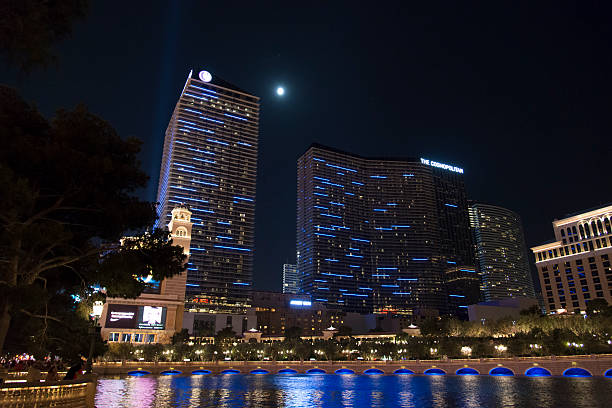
(0, 378, 96, 408)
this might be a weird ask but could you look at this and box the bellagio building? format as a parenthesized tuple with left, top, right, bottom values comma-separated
(155, 69, 259, 313)
(532, 204, 612, 314)
(469, 203, 535, 301)
(100, 206, 192, 344)
(296, 144, 477, 317)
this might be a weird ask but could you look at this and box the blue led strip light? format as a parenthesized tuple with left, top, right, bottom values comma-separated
(214, 245, 251, 252)
(224, 113, 248, 121)
(321, 272, 353, 278)
(325, 164, 357, 172)
(207, 138, 228, 146)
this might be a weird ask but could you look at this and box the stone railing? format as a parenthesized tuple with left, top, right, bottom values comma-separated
(0, 377, 96, 408)
(93, 354, 612, 376)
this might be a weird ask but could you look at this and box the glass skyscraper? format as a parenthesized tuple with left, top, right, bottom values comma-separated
(282, 264, 299, 294)
(155, 69, 259, 313)
(296, 144, 476, 317)
(469, 203, 535, 301)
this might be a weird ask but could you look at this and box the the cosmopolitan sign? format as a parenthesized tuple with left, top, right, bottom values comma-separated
(420, 158, 464, 174)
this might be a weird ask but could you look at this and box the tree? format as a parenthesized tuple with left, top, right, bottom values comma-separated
(0, 0, 89, 72)
(520, 304, 543, 316)
(586, 298, 610, 316)
(284, 326, 303, 340)
(214, 327, 236, 350)
(171, 329, 190, 345)
(0, 86, 187, 355)
(335, 325, 352, 337)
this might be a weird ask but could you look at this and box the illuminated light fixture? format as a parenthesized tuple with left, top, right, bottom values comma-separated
(289, 300, 312, 307)
(199, 70, 212, 82)
(92, 301, 104, 318)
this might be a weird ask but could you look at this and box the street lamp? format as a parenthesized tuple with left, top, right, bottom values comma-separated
(86, 301, 104, 373)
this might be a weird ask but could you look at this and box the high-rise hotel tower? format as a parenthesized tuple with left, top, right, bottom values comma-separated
(156, 69, 259, 313)
(297, 144, 476, 317)
(532, 204, 612, 315)
(469, 203, 535, 301)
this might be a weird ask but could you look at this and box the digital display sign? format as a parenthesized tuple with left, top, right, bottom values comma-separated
(105, 305, 167, 330)
(137, 306, 167, 330)
(105, 305, 137, 329)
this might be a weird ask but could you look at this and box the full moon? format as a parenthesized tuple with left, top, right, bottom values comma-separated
(276, 86, 285, 96)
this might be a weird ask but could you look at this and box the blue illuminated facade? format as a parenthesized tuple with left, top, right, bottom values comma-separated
(155, 70, 259, 313)
(297, 144, 476, 316)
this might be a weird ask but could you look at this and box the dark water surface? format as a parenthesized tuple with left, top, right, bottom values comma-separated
(95, 374, 612, 407)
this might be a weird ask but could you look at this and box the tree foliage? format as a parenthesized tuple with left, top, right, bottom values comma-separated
(0, 86, 186, 356)
(0, 0, 89, 72)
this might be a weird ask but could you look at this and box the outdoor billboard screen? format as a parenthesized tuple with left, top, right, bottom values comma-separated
(105, 304, 138, 329)
(105, 305, 167, 330)
(137, 306, 167, 330)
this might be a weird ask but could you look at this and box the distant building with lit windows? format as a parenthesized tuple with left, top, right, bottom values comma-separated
(469, 203, 535, 301)
(155, 69, 259, 314)
(296, 144, 476, 317)
(531, 204, 612, 315)
(282, 264, 299, 294)
(100, 206, 192, 344)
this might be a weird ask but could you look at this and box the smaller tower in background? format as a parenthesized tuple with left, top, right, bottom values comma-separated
(469, 202, 535, 301)
(282, 263, 298, 294)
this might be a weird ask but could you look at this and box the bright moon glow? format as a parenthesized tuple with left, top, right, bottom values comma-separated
(276, 86, 285, 96)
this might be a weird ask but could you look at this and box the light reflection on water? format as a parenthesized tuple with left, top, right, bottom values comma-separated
(95, 374, 612, 408)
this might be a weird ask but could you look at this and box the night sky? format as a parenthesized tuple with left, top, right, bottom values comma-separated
(3, 2, 611, 292)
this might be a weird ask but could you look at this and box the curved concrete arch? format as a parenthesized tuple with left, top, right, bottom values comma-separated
(278, 368, 298, 374)
(604, 368, 612, 377)
(250, 369, 269, 375)
(525, 367, 551, 377)
(221, 369, 241, 374)
(489, 367, 514, 376)
(160, 370, 181, 376)
(364, 368, 384, 375)
(424, 368, 446, 376)
(563, 367, 592, 377)
(191, 369, 212, 375)
(456, 367, 479, 375)
(128, 370, 151, 377)
(306, 368, 326, 374)
(393, 368, 415, 375)
(335, 368, 355, 375)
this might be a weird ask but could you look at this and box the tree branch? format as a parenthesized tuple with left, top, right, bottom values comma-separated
(19, 309, 64, 324)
